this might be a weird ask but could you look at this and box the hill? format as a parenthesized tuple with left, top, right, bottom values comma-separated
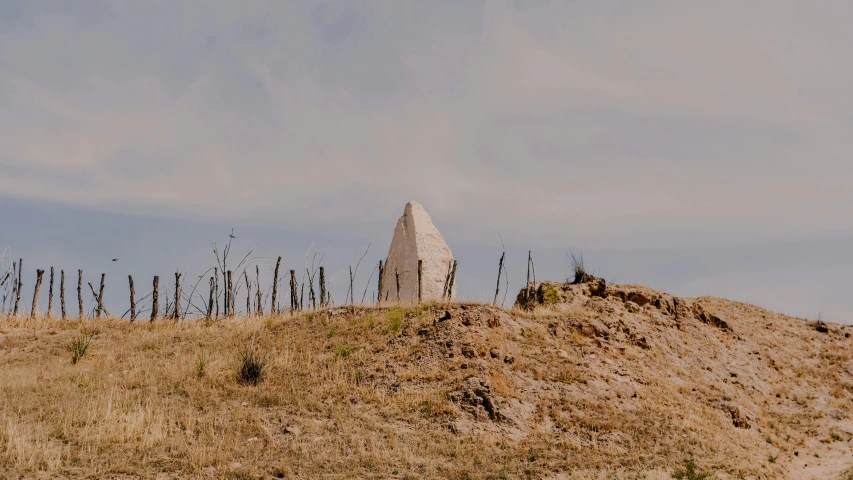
(0, 277, 851, 479)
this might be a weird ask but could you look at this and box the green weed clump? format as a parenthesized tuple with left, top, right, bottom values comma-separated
(671, 458, 714, 480)
(388, 308, 404, 334)
(68, 327, 98, 364)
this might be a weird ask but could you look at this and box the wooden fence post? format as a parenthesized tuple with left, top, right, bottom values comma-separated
(31, 269, 44, 318)
(128, 275, 136, 321)
(6, 261, 16, 315)
(47, 267, 54, 318)
(417, 260, 423, 304)
(319, 266, 326, 308)
(494, 252, 505, 306)
(222, 268, 228, 316)
(97, 274, 106, 318)
(173, 273, 181, 320)
(244, 271, 251, 316)
(530, 252, 536, 292)
(271, 257, 281, 314)
(88, 277, 109, 318)
(526, 250, 532, 304)
(448, 261, 457, 301)
(349, 266, 354, 305)
(60, 270, 66, 320)
(77, 269, 83, 319)
(13, 258, 22, 315)
(214, 267, 220, 318)
(151, 276, 159, 320)
(207, 277, 214, 319)
(227, 270, 233, 316)
(377, 261, 384, 305)
(255, 265, 262, 316)
(289, 270, 296, 313)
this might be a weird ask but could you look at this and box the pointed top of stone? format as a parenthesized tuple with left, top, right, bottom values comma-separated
(380, 201, 454, 303)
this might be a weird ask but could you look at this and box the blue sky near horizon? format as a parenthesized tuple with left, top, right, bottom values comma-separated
(1, 1, 851, 321)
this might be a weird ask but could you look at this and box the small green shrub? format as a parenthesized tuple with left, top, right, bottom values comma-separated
(195, 350, 209, 378)
(333, 344, 352, 358)
(388, 308, 403, 334)
(540, 286, 560, 305)
(68, 327, 98, 364)
(671, 458, 713, 480)
(237, 340, 267, 385)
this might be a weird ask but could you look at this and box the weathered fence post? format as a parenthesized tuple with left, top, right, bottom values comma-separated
(173, 273, 181, 320)
(530, 253, 536, 292)
(448, 261, 457, 300)
(377, 261, 384, 305)
(349, 266, 354, 305)
(526, 250, 532, 304)
(88, 277, 110, 318)
(128, 275, 136, 321)
(221, 268, 228, 316)
(319, 266, 326, 308)
(289, 270, 296, 312)
(417, 259, 423, 304)
(77, 269, 83, 319)
(7, 261, 16, 315)
(442, 260, 453, 300)
(271, 257, 281, 314)
(227, 270, 234, 316)
(307, 269, 316, 310)
(60, 270, 66, 320)
(151, 276, 159, 320)
(31, 269, 44, 318)
(207, 277, 214, 319)
(255, 265, 262, 316)
(97, 274, 106, 318)
(244, 271, 251, 316)
(494, 252, 505, 306)
(214, 267, 220, 319)
(13, 258, 22, 315)
(47, 267, 54, 317)
(207, 272, 219, 320)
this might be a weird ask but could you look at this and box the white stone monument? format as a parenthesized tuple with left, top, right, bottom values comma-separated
(380, 201, 455, 303)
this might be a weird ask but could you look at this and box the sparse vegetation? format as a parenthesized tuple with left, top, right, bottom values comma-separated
(333, 343, 352, 357)
(540, 285, 560, 305)
(567, 249, 593, 284)
(0, 282, 850, 478)
(237, 339, 266, 385)
(388, 307, 404, 334)
(195, 349, 208, 378)
(671, 458, 714, 479)
(67, 327, 98, 364)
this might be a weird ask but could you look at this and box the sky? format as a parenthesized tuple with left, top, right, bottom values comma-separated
(0, 0, 851, 321)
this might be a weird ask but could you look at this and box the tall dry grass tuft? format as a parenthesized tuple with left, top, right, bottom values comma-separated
(237, 338, 266, 385)
(67, 327, 98, 364)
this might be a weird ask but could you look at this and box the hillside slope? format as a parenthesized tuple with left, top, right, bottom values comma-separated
(0, 278, 851, 479)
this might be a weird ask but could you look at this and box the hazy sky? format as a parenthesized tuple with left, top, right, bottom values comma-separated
(1, 1, 851, 320)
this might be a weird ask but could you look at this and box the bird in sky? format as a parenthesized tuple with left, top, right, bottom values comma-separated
(112, 259, 118, 262)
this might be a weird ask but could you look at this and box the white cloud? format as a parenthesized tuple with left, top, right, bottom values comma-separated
(1, 0, 851, 248)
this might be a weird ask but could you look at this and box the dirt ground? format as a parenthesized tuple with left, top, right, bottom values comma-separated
(1, 277, 852, 478)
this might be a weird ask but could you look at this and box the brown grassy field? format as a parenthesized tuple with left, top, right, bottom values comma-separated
(1, 279, 852, 479)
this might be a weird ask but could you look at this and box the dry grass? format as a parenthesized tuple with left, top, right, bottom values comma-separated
(0, 289, 852, 479)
